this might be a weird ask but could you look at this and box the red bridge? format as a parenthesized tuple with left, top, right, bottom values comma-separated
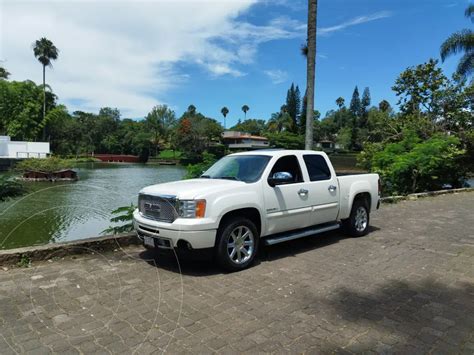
(93, 154, 140, 163)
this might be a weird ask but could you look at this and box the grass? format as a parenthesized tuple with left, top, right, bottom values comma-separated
(157, 150, 182, 159)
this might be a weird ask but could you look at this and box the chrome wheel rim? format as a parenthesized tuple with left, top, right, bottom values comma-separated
(227, 226, 254, 265)
(355, 206, 368, 232)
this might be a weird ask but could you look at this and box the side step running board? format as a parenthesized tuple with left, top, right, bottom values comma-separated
(264, 223, 341, 246)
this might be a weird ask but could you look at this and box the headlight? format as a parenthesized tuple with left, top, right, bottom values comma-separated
(178, 199, 206, 218)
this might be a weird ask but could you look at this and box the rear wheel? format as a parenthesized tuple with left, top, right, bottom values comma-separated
(342, 199, 370, 237)
(215, 217, 259, 272)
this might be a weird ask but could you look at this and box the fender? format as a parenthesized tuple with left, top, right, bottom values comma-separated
(339, 180, 372, 220)
(211, 190, 266, 233)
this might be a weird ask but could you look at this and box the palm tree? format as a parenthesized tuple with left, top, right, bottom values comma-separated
(304, 0, 318, 149)
(336, 97, 345, 109)
(440, 4, 474, 80)
(221, 107, 229, 129)
(33, 37, 59, 138)
(0, 66, 10, 80)
(241, 105, 249, 119)
(267, 112, 293, 133)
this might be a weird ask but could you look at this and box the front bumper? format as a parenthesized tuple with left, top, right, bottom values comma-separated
(133, 210, 217, 249)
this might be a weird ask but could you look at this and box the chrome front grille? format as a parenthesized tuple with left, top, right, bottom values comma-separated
(138, 194, 178, 222)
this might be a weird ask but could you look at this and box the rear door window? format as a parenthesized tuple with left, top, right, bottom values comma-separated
(303, 155, 331, 181)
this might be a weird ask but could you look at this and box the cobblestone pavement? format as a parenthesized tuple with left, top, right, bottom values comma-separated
(0, 192, 473, 354)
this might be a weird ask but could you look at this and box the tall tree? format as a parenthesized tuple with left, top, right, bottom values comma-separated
(33, 37, 59, 140)
(348, 86, 361, 151)
(336, 97, 345, 109)
(392, 59, 447, 117)
(0, 79, 56, 140)
(349, 86, 361, 117)
(285, 84, 301, 130)
(378, 99, 391, 112)
(241, 105, 249, 119)
(145, 105, 176, 156)
(187, 104, 196, 115)
(304, 0, 318, 149)
(0, 66, 9, 80)
(220, 107, 229, 129)
(360, 87, 371, 126)
(231, 119, 266, 135)
(361, 87, 371, 111)
(440, 4, 474, 80)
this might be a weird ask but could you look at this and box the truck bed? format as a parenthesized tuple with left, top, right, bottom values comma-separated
(336, 173, 380, 219)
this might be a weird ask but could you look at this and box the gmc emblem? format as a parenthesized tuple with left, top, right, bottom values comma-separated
(144, 202, 161, 213)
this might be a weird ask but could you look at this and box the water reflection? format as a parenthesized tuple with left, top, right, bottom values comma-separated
(0, 163, 185, 249)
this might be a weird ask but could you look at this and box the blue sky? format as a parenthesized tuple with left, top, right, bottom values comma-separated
(1, 0, 470, 127)
(178, 0, 469, 127)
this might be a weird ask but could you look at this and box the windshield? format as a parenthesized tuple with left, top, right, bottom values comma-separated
(202, 155, 271, 183)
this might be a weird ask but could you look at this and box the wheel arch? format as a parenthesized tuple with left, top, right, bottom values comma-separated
(217, 207, 262, 238)
(352, 192, 372, 211)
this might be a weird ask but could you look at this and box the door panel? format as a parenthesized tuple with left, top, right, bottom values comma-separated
(302, 154, 339, 225)
(263, 155, 313, 235)
(307, 179, 339, 224)
(264, 182, 313, 235)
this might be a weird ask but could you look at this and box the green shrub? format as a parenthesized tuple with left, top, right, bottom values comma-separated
(103, 204, 136, 235)
(264, 132, 304, 149)
(184, 152, 217, 179)
(0, 175, 27, 201)
(357, 142, 384, 171)
(369, 131, 465, 195)
(17, 254, 31, 268)
(16, 157, 73, 173)
(70, 156, 100, 163)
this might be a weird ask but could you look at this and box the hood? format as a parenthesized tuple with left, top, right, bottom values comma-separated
(139, 178, 245, 199)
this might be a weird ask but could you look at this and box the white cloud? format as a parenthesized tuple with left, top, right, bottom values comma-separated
(444, 3, 457, 8)
(319, 11, 392, 36)
(264, 69, 288, 84)
(0, 0, 303, 117)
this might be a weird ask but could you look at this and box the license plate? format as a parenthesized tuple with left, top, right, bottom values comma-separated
(144, 236, 155, 247)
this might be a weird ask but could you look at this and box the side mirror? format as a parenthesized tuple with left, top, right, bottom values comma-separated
(268, 171, 293, 187)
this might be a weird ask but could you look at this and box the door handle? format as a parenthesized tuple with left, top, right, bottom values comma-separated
(298, 188, 308, 195)
(328, 185, 337, 192)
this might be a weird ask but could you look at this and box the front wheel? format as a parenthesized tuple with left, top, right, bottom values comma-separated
(215, 217, 259, 272)
(342, 199, 370, 237)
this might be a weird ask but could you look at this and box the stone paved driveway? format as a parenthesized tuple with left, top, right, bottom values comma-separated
(0, 192, 473, 354)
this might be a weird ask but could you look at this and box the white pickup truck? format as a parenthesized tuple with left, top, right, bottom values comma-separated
(133, 150, 380, 271)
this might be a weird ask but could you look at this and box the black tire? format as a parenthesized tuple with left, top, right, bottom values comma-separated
(342, 198, 370, 237)
(215, 217, 259, 272)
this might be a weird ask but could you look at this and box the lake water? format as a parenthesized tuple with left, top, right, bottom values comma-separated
(0, 163, 185, 250)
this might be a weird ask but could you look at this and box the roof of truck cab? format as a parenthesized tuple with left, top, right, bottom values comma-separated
(229, 149, 327, 157)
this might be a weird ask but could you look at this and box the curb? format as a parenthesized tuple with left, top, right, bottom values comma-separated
(0, 233, 140, 267)
(380, 187, 473, 203)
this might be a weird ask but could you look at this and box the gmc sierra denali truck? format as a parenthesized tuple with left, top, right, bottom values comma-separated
(133, 150, 380, 271)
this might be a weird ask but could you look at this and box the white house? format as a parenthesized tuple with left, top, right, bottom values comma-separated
(0, 136, 50, 159)
(222, 131, 269, 149)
